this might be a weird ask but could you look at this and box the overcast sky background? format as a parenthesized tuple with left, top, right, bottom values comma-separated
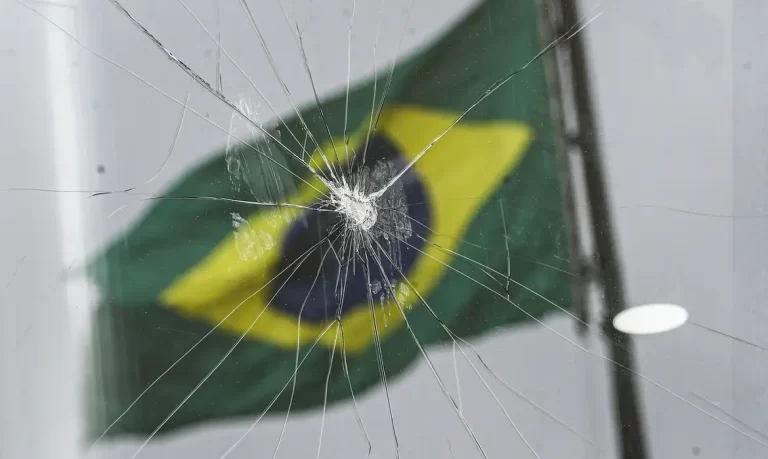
(1, 0, 765, 458)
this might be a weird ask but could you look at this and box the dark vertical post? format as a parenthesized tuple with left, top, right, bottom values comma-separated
(553, 1, 651, 458)
(537, 0, 590, 335)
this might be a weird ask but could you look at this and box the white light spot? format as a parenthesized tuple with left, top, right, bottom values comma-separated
(613, 303, 689, 335)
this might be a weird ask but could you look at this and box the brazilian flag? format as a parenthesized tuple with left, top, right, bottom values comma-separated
(88, 0, 572, 438)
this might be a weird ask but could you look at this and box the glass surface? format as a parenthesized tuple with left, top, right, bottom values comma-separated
(1, 0, 764, 458)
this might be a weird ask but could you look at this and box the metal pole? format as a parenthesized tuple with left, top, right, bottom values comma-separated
(538, 0, 591, 336)
(552, 1, 651, 457)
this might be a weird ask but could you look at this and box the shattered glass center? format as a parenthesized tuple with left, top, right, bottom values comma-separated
(270, 135, 431, 322)
(332, 185, 378, 231)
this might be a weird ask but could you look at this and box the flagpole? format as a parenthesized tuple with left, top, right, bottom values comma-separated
(542, 0, 651, 458)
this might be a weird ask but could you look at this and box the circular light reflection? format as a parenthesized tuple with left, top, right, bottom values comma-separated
(612, 303, 689, 335)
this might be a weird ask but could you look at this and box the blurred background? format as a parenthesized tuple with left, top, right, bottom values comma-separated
(1, 0, 765, 458)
